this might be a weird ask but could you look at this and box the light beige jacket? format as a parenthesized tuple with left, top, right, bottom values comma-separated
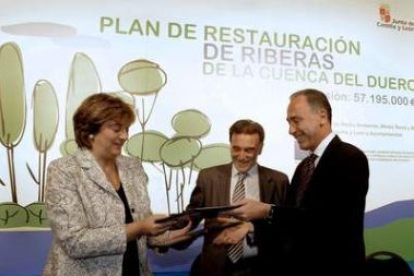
(42, 149, 153, 276)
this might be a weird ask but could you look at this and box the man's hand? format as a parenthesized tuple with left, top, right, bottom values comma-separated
(168, 219, 193, 241)
(205, 216, 240, 231)
(223, 199, 271, 221)
(213, 221, 252, 245)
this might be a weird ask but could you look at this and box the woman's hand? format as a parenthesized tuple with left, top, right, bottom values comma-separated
(167, 219, 192, 242)
(127, 214, 174, 241)
(148, 219, 194, 249)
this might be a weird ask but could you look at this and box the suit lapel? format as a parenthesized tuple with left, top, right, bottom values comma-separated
(258, 166, 268, 202)
(312, 135, 341, 178)
(116, 157, 130, 190)
(298, 135, 341, 204)
(221, 164, 232, 205)
(289, 136, 342, 205)
(214, 164, 232, 205)
(75, 149, 118, 196)
(258, 166, 280, 204)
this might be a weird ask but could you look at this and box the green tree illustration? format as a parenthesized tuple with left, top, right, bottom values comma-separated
(26, 80, 59, 201)
(60, 53, 102, 156)
(0, 42, 26, 203)
(118, 59, 166, 160)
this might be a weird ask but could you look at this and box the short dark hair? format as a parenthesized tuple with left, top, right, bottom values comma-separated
(73, 93, 135, 149)
(290, 88, 332, 123)
(229, 119, 265, 143)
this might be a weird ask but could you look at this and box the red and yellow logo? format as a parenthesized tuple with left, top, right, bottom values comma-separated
(379, 4, 391, 23)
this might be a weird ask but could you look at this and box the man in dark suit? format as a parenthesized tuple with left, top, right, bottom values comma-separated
(185, 119, 289, 276)
(226, 89, 369, 276)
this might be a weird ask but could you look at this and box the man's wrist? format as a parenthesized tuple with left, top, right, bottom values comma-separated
(246, 222, 254, 232)
(265, 204, 276, 223)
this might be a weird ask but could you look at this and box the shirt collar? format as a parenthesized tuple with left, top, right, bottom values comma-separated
(232, 163, 258, 178)
(313, 132, 335, 157)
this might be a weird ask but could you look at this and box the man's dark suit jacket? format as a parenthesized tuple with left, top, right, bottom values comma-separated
(272, 135, 369, 275)
(186, 163, 289, 276)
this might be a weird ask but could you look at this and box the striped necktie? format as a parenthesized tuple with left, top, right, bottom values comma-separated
(228, 172, 247, 263)
(295, 153, 317, 206)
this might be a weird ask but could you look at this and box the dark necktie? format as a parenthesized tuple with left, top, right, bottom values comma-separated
(227, 172, 247, 263)
(295, 153, 317, 207)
